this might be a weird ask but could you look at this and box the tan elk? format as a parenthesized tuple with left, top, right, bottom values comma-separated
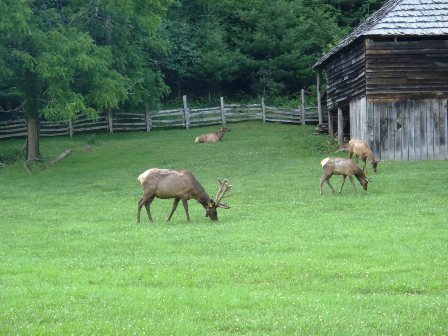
(348, 139, 379, 173)
(195, 127, 231, 143)
(137, 168, 233, 223)
(320, 157, 369, 195)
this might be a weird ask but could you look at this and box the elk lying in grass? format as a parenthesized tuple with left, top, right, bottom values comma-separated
(195, 127, 231, 143)
(348, 139, 379, 173)
(137, 168, 233, 223)
(320, 157, 369, 195)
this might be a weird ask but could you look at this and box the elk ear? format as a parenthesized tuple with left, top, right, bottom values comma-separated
(208, 200, 216, 208)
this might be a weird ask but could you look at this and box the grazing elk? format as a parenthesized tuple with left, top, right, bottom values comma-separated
(348, 139, 379, 173)
(320, 157, 369, 195)
(195, 127, 231, 143)
(137, 168, 233, 223)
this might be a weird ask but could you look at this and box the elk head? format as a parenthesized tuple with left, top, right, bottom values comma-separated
(358, 175, 369, 190)
(206, 178, 233, 221)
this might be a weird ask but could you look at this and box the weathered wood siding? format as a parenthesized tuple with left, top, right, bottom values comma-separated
(325, 41, 366, 110)
(349, 96, 368, 142)
(358, 98, 447, 160)
(366, 39, 448, 98)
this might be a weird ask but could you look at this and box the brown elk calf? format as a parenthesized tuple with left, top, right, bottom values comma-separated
(195, 127, 231, 143)
(320, 157, 369, 195)
(137, 168, 233, 223)
(348, 139, 379, 173)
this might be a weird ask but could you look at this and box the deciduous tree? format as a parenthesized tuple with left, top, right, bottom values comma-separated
(0, 0, 170, 160)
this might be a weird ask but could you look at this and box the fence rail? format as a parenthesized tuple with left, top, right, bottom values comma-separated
(0, 96, 323, 140)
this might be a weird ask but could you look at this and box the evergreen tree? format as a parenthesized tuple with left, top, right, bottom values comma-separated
(229, 0, 343, 97)
(326, 0, 388, 28)
(161, 0, 345, 99)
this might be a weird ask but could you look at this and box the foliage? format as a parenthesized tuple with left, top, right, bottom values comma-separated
(327, 0, 388, 28)
(86, 133, 96, 145)
(0, 122, 447, 334)
(1, 0, 390, 114)
(159, 0, 388, 101)
(0, 146, 25, 165)
(0, 0, 172, 158)
(161, 0, 345, 100)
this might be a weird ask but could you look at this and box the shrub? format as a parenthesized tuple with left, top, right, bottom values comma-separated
(0, 147, 25, 165)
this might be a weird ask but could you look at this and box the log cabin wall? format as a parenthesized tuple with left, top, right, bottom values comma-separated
(365, 39, 448, 98)
(349, 96, 368, 142)
(325, 41, 366, 111)
(366, 98, 447, 161)
(348, 97, 447, 161)
(361, 39, 448, 160)
(315, 1, 448, 161)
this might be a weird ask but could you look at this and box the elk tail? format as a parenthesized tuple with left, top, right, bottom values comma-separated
(138, 170, 151, 185)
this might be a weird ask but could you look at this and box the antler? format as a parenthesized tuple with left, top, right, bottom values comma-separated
(215, 178, 233, 208)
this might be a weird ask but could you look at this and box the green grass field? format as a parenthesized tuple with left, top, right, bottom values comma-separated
(1, 122, 447, 335)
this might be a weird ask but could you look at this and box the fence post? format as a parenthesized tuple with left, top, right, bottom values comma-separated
(220, 97, 226, 125)
(108, 108, 113, 134)
(182, 95, 189, 129)
(301, 89, 306, 125)
(145, 102, 152, 132)
(68, 118, 74, 137)
(261, 97, 266, 123)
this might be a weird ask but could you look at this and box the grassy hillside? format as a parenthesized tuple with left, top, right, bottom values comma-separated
(1, 122, 447, 335)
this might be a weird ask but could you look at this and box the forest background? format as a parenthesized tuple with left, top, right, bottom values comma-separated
(0, 0, 386, 159)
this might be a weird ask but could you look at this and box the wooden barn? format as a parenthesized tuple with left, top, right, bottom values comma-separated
(313, 0, 448, 160)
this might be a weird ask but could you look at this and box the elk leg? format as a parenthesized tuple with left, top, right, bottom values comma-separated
(326, 179, 335, 193)
(137, 195, 153, 223)
(137, 198, 144, 223)
(167, 198, 180, 221)
(362, 158, 367, 172)
(348, 175, 358, 193)
(339, 175, 347, 193)
(319, 176, 325, 194)
(320, 175, 334, 194)
(144, 196, 155, 223)
(182, 199, 191, 222)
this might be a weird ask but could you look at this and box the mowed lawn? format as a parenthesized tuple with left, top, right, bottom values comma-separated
(0, 122, 447, 335)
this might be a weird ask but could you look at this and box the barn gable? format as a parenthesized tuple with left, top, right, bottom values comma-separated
(314, 0, 448, 69)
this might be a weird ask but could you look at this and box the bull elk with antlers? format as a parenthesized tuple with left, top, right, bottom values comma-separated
(137, 168, 233, 223)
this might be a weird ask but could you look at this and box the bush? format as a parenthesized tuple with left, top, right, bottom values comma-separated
(86, 133, 96, 145)
(0, 147, 25, 165)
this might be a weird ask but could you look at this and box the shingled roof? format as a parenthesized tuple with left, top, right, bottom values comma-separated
(314, 0, 448, 69)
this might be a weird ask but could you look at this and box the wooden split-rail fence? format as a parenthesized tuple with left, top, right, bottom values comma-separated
(0, 95, 321, 140)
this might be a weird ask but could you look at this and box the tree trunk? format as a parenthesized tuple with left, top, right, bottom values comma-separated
(24, 69, 41, 161)
(208, 82, 211, 103)
(26, 117, 40, 161)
